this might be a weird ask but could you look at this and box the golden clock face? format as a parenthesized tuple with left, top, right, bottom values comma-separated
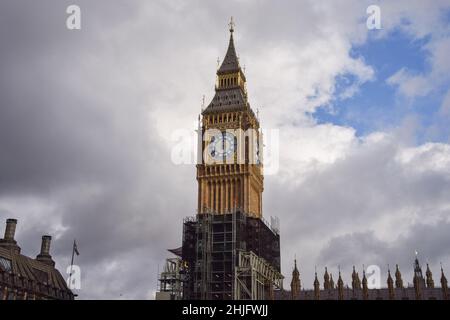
(208, 132, 236, 161)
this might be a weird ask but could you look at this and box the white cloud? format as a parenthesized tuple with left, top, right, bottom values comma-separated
(271, 130, 450, 287)
(387, 68, 432, 98)
(382, 3, 450, 100)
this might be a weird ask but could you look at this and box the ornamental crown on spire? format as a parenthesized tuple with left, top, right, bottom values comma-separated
(217, 16, 242, 75)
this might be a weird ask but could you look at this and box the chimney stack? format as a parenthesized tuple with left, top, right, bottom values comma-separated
(4, 218, 17, 241)
(0, 218, 21, 254)
(40, 235, 52, 256)
(36, 235, 55, 266)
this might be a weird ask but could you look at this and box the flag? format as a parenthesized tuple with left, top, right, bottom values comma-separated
(73, 239, 80, 256)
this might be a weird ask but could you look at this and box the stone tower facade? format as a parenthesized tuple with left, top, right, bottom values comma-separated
(197, 18, 263, 218)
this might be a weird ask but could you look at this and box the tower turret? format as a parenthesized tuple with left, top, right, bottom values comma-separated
(395, 264, 403, 288)
(362, 269, 369, 300)
(413, 256, 425, 300)
(351, 266, 361, 290)
(387, 268, 395, 300)
(314, 269, 320, 300)
(337, 270, 344, 300)
(426, 263, 434, 288)
(290, 259, 301, 300)
(324, 267, 330, 290)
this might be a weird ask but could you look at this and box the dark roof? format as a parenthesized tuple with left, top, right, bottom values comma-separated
(0, 246, 70, 293)
(218, 32, 240, 74)
(202, 87, 248, 115)
(202, 22, 256, 118)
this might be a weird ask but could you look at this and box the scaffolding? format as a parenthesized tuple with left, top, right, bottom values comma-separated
(182, 210, 282, 300)
(234, 251, 284, 300)
(156, 257, 185, 300)
(196, 213, 212, 299)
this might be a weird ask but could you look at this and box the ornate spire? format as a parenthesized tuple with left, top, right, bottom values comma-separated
(441, 264, 448, 300)
(362, 269, 369, 300)
(323, 267, 330, 290)
(290, 259, 301, 300)
(426, 263, 434, 288)
(217, 17, 241, 74)
(413, 256, 425, 300)
(337, 270, 344, 300)
(414, 255, 423, 276)
(395, 264, 403, 288)
(351, 266, 361, 290)
(314, 268, 320, 300)
(387, 268, 395, 300)
(204, 18, 250, 116)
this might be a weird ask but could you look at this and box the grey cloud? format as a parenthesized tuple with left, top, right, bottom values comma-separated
(0, 0, 195, 298)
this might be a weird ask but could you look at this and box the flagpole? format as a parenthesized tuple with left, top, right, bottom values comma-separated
(68, 239, 76, 288)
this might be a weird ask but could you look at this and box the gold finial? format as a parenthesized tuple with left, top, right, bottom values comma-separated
(217, 57, 220, 69)
(229, 16, 235, 33)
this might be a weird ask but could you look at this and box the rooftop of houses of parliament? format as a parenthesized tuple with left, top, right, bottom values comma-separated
(278, 257, 449, 300)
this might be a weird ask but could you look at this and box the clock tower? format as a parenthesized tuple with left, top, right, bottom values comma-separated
(197, 18, 263, 218)
(178, 18, 282, 301)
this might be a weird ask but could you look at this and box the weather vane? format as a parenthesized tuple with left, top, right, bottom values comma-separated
(229, 16, 235, 33)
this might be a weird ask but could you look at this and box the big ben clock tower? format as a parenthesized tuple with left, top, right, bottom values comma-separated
(178, 18, 282, 301)
(197, 18, 263, 218)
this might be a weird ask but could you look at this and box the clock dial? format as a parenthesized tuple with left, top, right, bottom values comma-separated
(208, 132, 236, 161)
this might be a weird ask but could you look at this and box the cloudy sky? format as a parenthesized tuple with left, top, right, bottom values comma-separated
(1, 0, 450, 299)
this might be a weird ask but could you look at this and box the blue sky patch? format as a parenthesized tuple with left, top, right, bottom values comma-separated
(311, 28, 450, 143)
